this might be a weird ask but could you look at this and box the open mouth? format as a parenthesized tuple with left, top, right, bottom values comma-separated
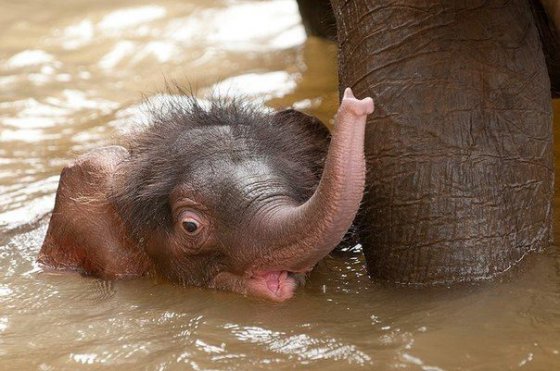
(248, 271, 305, 301)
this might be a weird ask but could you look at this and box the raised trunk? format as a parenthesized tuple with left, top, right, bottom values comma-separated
(262, 89, 373, 273)
(331, 0, 553, 283)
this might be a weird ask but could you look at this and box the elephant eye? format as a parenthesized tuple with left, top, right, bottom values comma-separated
(178, 210, 204, 236)
(182, 220, 199, 234)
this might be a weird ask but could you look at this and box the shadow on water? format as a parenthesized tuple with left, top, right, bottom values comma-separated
(0, 0, 559, 369)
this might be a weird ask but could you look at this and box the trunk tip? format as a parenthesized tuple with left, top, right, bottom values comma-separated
(342, 87, 374, 115)
(343, 87, 355, 99)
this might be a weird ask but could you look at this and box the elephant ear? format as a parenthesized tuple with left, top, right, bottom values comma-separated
(271, 108, 331, 181)
(271, 108, 331, 144)
(268, 108, 330, 200)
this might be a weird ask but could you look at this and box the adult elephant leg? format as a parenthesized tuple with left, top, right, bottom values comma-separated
(531, 0, 560, 97)
(295, 0, 337, 41)
(331, 0, 554, 284)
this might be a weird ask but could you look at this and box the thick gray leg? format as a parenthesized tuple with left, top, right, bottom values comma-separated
(332, 0, 553, 284)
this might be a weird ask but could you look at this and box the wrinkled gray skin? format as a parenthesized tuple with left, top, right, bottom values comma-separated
(297, 0, 558, 284)
(38, 89, 374, 301)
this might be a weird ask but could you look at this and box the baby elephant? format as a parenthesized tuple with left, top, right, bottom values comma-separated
(38, 88, 374, 301)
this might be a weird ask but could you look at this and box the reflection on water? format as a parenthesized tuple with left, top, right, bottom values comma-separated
(0, 0, 559, 369)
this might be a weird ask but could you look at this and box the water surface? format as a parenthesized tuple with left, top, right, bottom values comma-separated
(1, 0, 559, 369)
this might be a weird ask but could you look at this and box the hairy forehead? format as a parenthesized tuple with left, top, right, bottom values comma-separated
(175, 159, 278, 193)
(167, 123, 293, 215)
(170, 158, 289, 216)
(173, 125, 269, 159)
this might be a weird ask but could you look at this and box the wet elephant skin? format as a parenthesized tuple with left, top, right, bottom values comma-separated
(38, 93, 374, 301)
(330, 0, 553, 284)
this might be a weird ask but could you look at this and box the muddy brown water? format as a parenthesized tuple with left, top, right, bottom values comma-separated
(0, 0, 559, 369)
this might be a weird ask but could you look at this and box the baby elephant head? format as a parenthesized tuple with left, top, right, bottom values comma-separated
(40, 89, 373, 301)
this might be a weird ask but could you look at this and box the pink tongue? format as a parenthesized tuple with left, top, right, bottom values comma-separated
(264, 271, 281, 293)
